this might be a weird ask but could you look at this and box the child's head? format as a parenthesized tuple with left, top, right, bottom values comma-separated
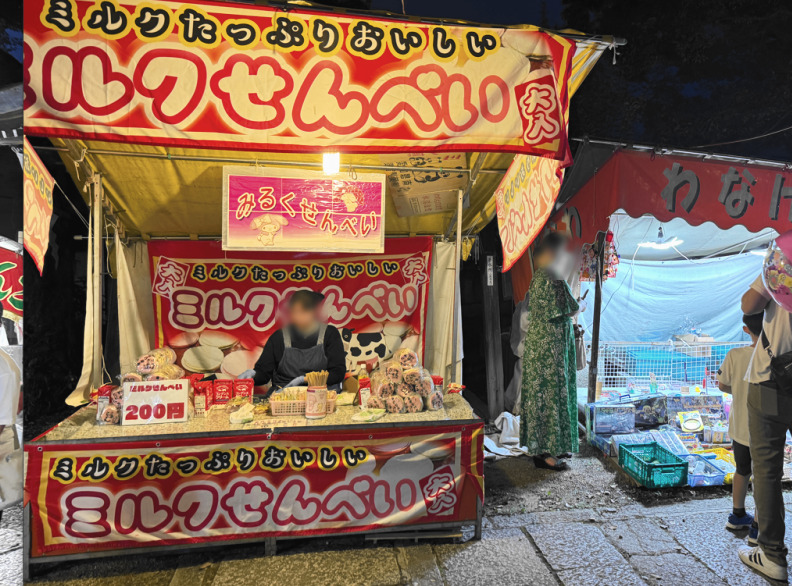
(742, 312, 763, 343)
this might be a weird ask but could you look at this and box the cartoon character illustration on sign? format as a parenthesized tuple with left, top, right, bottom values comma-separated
(340, 186, 364, 212)
(250, 214, 289, 245)
(341, 328, 403, 371)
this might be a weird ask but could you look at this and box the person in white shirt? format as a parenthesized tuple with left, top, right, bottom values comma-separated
(718, 313, 762, 537)
(738, 274, 792, 581)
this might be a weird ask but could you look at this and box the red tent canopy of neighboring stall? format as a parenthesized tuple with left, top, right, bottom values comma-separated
(511, 144, 792, 300)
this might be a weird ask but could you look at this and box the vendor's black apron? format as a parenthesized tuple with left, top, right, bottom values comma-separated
(272, 324, 331, 390)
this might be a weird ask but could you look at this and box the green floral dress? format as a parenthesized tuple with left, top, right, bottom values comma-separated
(519, 267, 580, 456)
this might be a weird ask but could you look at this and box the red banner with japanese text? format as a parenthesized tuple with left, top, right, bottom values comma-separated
(0, 247, 23, 321)
(23, 137, 55, 275)
(148, 238, 432, 375)
(25, 423, 484, 557)
(547, 149, 792, 250)
(24, 0, 574, 157)
(495, 155, 563, 271)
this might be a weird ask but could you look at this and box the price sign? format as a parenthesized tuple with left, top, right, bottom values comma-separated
(122, 380, 189, 426)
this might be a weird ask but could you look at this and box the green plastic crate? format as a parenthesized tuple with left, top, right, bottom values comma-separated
(618, 442, 688, 488)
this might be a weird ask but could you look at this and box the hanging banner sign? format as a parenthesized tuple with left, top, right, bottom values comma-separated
(148, 238, 432, 374)
(23, 138, 54, 275)
(379, 153, 467, 217)
(23, 0, 574, 157)
(0, 247, 23, 321)
(121, 380, 190, 426)
(547, 149, 792, 249)
(495, 154, 563, 271)
(26, 424, 484, 557)
(223, 167, 385, 253)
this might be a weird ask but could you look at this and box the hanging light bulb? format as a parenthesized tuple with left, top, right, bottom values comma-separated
(323, 152, 340, 175)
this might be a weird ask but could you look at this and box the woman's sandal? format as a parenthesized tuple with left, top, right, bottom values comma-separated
(533, 455, 569, 471)
(557, 452, 573, 459)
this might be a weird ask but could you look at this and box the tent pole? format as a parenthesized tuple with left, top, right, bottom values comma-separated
(91, 174, 104, 389)
(587, 231, 607, 404)
(449, 189, 463, 385)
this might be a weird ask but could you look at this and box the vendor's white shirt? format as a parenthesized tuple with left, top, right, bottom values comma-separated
(718, 345, 753, 446)
(746, 275, 792, 384)
(0, 348, 20, 426)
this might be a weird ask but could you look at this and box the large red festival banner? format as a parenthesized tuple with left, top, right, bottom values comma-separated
(0, 248, 23, 321)
(26, 424, 484, 557)
(148, 238, 432, 374)
(24, 0, 574, 157)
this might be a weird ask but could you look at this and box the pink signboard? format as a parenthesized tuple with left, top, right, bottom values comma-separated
(223, 167, 386, 253)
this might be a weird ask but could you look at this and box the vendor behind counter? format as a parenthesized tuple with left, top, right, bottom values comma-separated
(240, 289, 346, 393)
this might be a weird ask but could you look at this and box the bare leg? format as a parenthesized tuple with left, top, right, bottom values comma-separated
(732, 472, 749, 510)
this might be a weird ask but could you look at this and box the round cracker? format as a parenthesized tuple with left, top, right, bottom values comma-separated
(199, 330, 238, 349)
(182, 346, 224, 373)
(221, 350, 261, 378)
(170, 331, 199, 349)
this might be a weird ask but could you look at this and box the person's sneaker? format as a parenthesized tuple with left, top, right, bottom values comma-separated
(726, 511, 755, 530)
(748, 524, 759, 546)
(739, 546, 788, 581)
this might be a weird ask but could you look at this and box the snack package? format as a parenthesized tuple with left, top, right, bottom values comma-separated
(417, 375, 435, 397)
(149, 346, 177, 364)
(99, 404, 120, 424)
(446, 383, 465, 394)
(194, 380, 213, 411)
(135, 354, 158, 375)
(394, 348, 419, 369)
(120, 372, 142, 385)
(194, 389, 207, 417)
(678, 410, 704, 432)
(403, 367, 422, 386)
(383, 360, 403, 384)
(146, 363, 185, 381)
(229, 402, 255, 424)
(234, 378, 255, 400)
(371, 378, 394, 398)
(396, 383, 414, 398)
(424, 390, 444, 411)
(404, 393, 423, 413)
(213, 380, 234, 406)
(96, 384, 122, 424)
(385, 395, 406, 413)
(366, 396, 385, 410)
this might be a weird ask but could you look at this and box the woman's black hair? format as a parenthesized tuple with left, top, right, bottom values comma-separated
(534, 231, 568, 256)
(289, 289, 325, 310)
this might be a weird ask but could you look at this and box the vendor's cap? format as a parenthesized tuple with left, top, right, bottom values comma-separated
(289, 289, 325, 310)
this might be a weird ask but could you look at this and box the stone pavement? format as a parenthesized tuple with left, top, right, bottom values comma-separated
(27, 450, 792, 585)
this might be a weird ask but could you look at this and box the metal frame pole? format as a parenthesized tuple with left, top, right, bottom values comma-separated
(449, 189, 463, 384)
(91, 175, 104, 389)
(587, 231, 607, 403)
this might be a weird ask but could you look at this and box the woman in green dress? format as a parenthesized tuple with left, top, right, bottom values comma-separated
(519, 233, 580, 471)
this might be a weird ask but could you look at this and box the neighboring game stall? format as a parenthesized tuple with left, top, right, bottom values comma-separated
(516, 140, 792, 488)
(22, 0, 614, 570)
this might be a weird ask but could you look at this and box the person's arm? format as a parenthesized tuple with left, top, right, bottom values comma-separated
(742, 275, 771, 315)
(323, 326, 347, 386)
(251, 330, 284, 386)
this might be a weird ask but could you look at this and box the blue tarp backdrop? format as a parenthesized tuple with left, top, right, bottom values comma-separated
(579, 252, 764, 343)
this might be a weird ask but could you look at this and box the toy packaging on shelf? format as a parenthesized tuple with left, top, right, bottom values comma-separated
(667, 394, 724, 425)
(616, 394, 668, 427)
(677, 411, 705, 432)
(593, 404, 636, 435)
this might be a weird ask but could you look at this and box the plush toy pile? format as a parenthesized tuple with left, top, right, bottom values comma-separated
(366, 349, 444, 414)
